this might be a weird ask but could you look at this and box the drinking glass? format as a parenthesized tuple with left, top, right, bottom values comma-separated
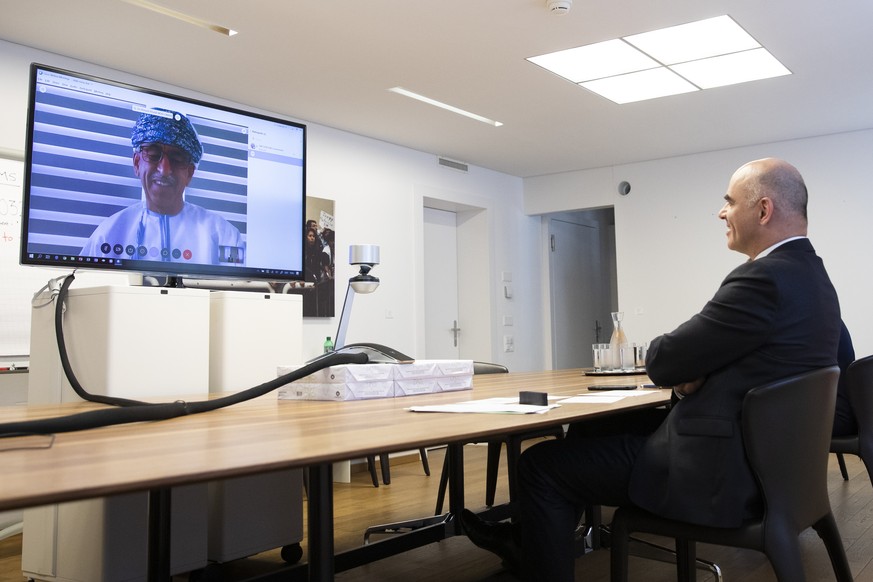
(634, 342, 648, 368)
(592, 343, 610, 372)
(619, 344, 636, 371)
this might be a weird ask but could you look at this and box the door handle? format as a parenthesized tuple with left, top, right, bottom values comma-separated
(451, 320, 461, 347)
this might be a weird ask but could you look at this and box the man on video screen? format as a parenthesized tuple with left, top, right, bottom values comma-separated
(81, 109, 244, 265)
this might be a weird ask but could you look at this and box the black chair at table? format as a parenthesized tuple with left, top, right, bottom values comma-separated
(432, 362, 565, 514)
(831, 354, 873, 483)
(609, 366, 852, 582)
(363, 361, 564, 542)
(362, 361, 525, 488)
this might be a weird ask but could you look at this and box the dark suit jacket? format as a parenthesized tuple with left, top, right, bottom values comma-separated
(629, 238, 840, 528)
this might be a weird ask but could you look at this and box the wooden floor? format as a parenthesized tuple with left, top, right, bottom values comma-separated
(2, 441, 873, 581)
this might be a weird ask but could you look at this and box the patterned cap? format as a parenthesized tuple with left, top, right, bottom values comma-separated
(131, 108, 203, 164)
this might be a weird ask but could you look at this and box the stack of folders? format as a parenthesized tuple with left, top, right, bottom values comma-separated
(277, 360, 474, 401)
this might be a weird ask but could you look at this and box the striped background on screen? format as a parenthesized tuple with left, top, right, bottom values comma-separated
(26, 84, 249, 256)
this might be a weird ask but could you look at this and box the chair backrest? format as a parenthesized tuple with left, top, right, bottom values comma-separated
(846, 355, 873, 463)
(473, 361, 509, 375)
(742, 366, 840, 531)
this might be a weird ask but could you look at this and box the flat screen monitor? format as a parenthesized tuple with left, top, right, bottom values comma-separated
(19, 63, 306, 284)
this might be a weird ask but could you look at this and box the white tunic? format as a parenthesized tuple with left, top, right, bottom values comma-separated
(81, 201, 245, 266)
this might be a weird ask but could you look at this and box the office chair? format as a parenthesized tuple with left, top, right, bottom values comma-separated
(610, 367, 852, 582)
(831, 354, 873, 483)
(433, 361, 565, 514)
(365, 361, 558, 542)
(432, 361, 508, 511)
(362, 362, 513, 489)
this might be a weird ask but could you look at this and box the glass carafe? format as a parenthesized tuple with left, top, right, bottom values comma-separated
(609, 311, 628, 370)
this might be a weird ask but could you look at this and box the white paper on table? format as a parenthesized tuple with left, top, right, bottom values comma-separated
(472, 396, 564, 404)
(558, 395, 625, 404)
(558, 389, 659, 404)
(585, 389, 655, 397)
(407, 399, 559, 414)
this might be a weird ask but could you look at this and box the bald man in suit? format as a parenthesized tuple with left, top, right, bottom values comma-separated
(462, 158, 842, 581)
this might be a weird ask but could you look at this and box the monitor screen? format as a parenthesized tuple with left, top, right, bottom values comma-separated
(19, 63, 306, 283)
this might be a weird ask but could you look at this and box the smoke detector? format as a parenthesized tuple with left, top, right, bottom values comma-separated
(547, 0, 572, 14)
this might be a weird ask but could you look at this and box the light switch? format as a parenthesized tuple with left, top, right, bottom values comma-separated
(503, 335, 515, 352)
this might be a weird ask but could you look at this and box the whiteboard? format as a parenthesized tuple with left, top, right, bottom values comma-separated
(0, 156, 125, 360)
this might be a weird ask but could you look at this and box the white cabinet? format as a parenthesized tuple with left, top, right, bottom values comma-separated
(23, 285, 211, 582)
(207, 291, 304, 564)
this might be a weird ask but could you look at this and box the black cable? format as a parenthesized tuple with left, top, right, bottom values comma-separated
(54, 272, 147, 407)
(0, 273, 368, 439)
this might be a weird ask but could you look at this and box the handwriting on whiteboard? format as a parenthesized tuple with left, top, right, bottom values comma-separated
(0, 194, 21, 245)
(1, 164, 22, 246)
(0, 166, 19, 185)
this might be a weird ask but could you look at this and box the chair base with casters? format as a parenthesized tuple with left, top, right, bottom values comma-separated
(610, 367, 852, 582)
(830, 354, 873, 484)
(364, 443, 468, 543)
(364, 513, 451, 544)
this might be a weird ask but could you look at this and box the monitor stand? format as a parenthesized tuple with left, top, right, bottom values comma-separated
(136, 274, 273, 292)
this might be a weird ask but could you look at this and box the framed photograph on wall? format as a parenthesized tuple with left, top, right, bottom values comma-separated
(286, 196, 335, 317)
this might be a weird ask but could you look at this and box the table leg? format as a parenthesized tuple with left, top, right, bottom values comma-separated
(147, 487, 172, 582)
(446, 443, 465, 535)
(307, 464, 334, 581)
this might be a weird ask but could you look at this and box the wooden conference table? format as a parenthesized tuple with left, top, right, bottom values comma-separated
(0, 368, 669, 581)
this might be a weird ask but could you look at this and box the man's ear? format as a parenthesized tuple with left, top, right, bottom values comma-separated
(758, 196, 774, 224)
(183, 163, 196, 186)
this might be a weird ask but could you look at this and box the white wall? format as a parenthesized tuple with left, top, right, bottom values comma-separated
(0, 39, 543, 372)
(9, 38, 868, 374)
(525, 130, 873, 358)
(305, 125, 539, 369)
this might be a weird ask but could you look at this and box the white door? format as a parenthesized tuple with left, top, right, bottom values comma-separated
(549, 216, 613, 369)
(424, 208, 461, 359)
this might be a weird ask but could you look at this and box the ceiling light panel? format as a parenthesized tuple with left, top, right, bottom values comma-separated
(527, 39, 659, 83)
(581, 68, 699, 104)
(121, 0, 237, 36)
(670, 48, 791, 89)
(388, 87, 503, 127)
(624, 15, 758, 65)
(526, 14, 790, 104)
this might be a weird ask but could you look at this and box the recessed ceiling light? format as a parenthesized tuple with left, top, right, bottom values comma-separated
(527, 15, 790, 104)
(624, 15, 759, 64)
(581, 68, 698, 104)
(388, 87, 503, 127)
(670, 48, 791, 89)
(121, 0, 237, 36)
(527, 39, 659, 83)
